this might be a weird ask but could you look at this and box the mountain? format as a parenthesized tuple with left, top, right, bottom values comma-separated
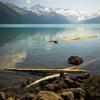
(31, 5, 79, 23)
(0, 2, 71, 24)
(6, 2, 29, 15)
(0, 2, 100, 24)
(0, 2, 27, 24)
(31, 5, 100, 23)
(83, 15, 100, 24)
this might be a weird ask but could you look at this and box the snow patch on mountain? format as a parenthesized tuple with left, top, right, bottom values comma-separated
(6, 3, 100, 23)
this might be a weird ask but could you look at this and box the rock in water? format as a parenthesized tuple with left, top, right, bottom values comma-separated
(37, 91, 63, 100)
(68, 56, 83, 65)
(49, 40, 58, 44)
(54, 41, 58, 44)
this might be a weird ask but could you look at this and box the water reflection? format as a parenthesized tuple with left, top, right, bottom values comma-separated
(0, 28, 65, 45)
(0, 51, 26, 69)
(0, 27, 100, 74)
(0, 27, 99, 45)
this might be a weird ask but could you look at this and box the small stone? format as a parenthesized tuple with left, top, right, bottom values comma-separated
(64, 77, 80, 88)
(46, 84, 56, 91)
(7, 96, 14, 100)
(68, 56, 83, 65)
(61, 91, 74, 100)
(0, 92, 6, 100)
(80, 96, 85, 100)
(70, 88, 85, 99)
(76, 73, 90, 81)
(37, 91, 63, 100)
(46, 80, 67, 92)
(21, 93, 37, 100)
(83, 73, 90, 79)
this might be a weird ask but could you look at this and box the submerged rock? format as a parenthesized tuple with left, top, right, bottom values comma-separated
(49, 40, 58, 44)
(54, 41, 58, 44)
(68, 56, 83, 65)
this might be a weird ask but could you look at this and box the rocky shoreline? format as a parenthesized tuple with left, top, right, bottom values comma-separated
(0, 56, 100, 100)
(0, 73, 100, 100)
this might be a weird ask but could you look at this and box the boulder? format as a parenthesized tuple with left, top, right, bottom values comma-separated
(37, 91, 63, 100)
(68, 56, 83, 65)
(61, 91, 74, 100)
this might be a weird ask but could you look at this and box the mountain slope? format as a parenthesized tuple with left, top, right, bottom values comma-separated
(6, 2, 28, 15)
(0, 2, 27, 24)
(0, 2, 100, 24)
(83, 16, 100, 24)
(0, 2, 71, 24)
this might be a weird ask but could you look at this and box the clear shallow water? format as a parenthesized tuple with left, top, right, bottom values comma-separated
(0, 24, 100, 75)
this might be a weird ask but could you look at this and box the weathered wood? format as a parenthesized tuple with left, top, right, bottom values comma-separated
(26, 67, 87, 88)
(4, 67, 86, 74)
(26, 73, 61, 88)
(4, 67, 87, 88)
(64, 35, 97, 40)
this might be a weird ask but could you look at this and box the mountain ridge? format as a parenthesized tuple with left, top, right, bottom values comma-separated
(0, 2, 100, 24)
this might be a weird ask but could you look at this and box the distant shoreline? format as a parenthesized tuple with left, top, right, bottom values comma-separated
(0, 24, 100, 28)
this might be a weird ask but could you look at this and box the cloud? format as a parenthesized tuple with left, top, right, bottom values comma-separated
(0, 51, 26, 69)
(26, 0, 55, 4)
(47, 0, 54, 2)
(47, 0, 58, 1)
(26, 0, 32, 4)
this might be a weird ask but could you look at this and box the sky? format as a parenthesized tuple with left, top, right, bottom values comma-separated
(0, 0, 100, 13)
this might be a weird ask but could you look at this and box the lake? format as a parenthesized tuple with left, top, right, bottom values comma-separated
(0, 24, 100, 80)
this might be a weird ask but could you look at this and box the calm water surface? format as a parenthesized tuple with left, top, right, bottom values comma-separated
(0, 24, 100, 76)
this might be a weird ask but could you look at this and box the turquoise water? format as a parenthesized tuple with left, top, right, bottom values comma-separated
(0, 24, 100, 28)
(0, 24, 100, 75)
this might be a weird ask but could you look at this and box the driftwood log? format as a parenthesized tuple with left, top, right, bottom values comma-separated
(64, 35, 97, 40)
(25, 67, 87, 88)
(4, 67, 87, 88)
(26, 73, 61, 88)
(4, 67, 86, 74)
